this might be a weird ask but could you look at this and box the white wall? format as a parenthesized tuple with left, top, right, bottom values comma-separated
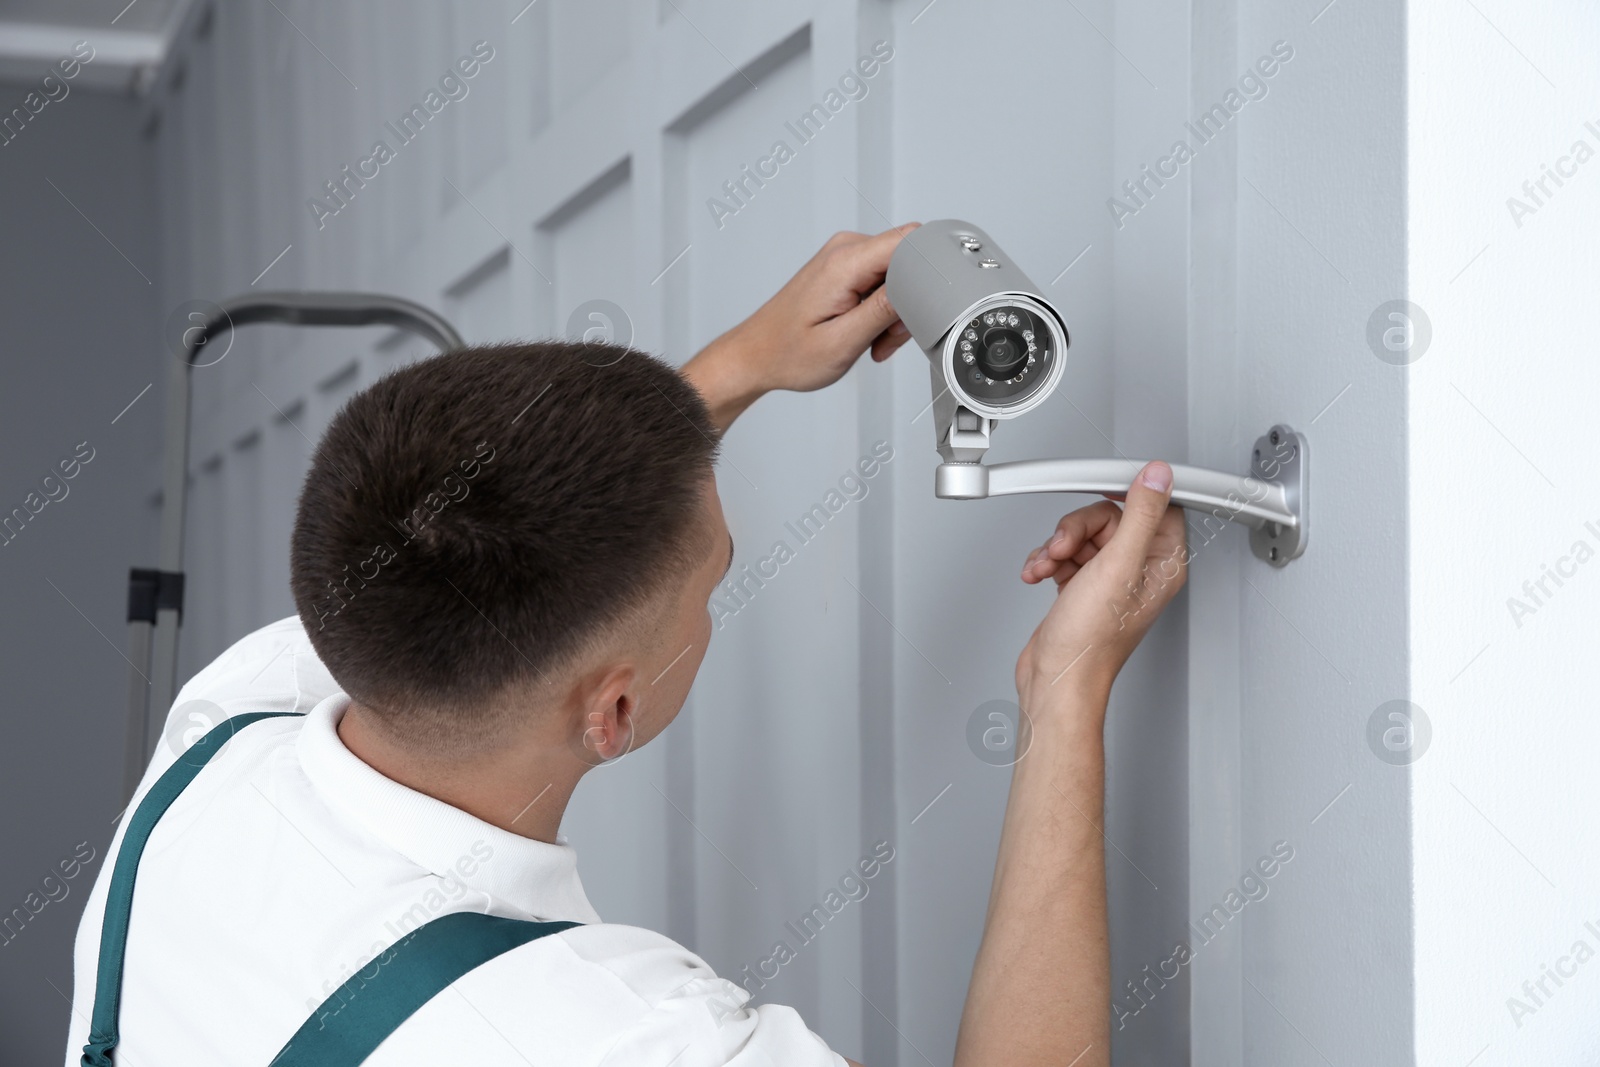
(1409, 2, 1600, 1064)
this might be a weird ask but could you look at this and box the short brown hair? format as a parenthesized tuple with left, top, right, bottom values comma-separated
(290, 342, 719, 736)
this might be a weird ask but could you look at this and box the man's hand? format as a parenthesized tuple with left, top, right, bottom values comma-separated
(1013, 461, 1188, 710)
(682, 224, 920, 429)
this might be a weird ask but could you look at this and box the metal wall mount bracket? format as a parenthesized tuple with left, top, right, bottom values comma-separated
(933, 423, 1309, 567)
(1246, 424, 1308, 567)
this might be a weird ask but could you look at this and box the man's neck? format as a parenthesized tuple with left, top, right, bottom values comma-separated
(336, 702, 576, 844)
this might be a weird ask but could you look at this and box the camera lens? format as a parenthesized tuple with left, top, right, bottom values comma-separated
(953, 303, 1052, 395)
(947, 299, 1065, 414)
(977, 327, 1026, 380)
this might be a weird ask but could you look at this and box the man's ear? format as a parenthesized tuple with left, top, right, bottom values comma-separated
(571, 664, 638, 768)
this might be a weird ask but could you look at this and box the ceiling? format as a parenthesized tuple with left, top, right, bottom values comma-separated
(0, 0, 192, 92)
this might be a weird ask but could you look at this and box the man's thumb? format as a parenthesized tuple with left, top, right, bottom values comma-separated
(1109, 461, 1174, 562)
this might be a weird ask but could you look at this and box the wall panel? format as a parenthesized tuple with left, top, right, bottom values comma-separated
(549, 0, 633, 113)
(222, 432, 265, 649)
(446, 248, 516, 345)
(543, 162, 635, 342)
(667, 34, 865, 1042)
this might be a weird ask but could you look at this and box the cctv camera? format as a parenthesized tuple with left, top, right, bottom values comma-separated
(885, 220, 1069, 464)
(886, 219, 1310, 567)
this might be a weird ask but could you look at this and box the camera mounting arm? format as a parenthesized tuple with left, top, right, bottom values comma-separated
(933, 423, 1310, 567)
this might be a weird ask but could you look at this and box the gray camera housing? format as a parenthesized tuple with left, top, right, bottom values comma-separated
(886, 219, 1069, 463)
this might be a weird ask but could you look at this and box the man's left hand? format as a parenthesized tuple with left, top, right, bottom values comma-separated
(683, 224, 920, 429)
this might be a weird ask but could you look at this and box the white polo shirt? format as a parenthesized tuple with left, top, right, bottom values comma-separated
(65, 616, 844, 1066)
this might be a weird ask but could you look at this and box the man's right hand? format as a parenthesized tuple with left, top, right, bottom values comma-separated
(1013, 460, 1187, 709)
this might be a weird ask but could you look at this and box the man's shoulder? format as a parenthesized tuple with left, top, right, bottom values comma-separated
(170, 614, 339, 721)
(484, 921, 724, 1009)
(423, 920, 845, 1065)
(136, 615, 339, 789)
(553, 922, 722, 1001)
(412, 921, 834, 1064)
(456, 920, 761, 1033)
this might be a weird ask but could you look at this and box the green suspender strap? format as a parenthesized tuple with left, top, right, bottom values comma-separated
(268, 912, 580, 1066)
(82, 712, 581, 1067)
(83, 712, 302, 1067)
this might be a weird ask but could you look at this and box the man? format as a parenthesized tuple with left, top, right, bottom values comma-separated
(65, 225, 1185, 1066)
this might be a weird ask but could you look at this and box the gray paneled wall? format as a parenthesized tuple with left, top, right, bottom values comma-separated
(150, 1, 1193, 1064)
